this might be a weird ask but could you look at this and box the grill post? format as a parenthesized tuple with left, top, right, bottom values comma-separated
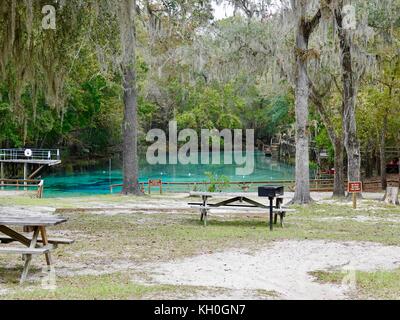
(258, 185, 285, 231)
(269, 196, 274, 231)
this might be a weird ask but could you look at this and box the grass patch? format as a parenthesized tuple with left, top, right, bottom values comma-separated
(311, 268, 400, 300)
(0, 193, 187, 208)
(1, 273, 179, 300)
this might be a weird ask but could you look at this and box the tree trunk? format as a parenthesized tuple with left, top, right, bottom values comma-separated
(290, 4, 324, 204)
(310, 87, 345, 198)
(365, 148, 373, 178)
(292, 16, 311, 204)
(380, 110, 389, 191)
(377, 152, 381, 176)
(122, 67, 140, 195)
(383, 187, 399, 205)
(333, 136, 345, 197)
(335, 4, 361, 187)
(119, 0, 141, 195)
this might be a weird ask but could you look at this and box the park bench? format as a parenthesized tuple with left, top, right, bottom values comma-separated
(0, 246, 52, 255)
(0, 234, 74, 245)
(0, 215, 73, 284)
(188, 192, 295, 229)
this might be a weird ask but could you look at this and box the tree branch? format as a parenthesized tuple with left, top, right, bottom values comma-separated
(304, 9, 322, 37)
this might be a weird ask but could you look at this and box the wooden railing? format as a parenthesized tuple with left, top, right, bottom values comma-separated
(111, 177, 400, 194)
(362, 177, 400, 191)
(382, 147, 400, 156)
(0, 149, 60, 162)
(0, 179, 44, 198)
(110, 179, 336, 194)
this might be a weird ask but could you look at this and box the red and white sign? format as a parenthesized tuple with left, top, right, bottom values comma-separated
(348, 181, 362, 193)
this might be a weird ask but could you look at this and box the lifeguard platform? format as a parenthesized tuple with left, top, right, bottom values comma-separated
(0, 148, 61, 181)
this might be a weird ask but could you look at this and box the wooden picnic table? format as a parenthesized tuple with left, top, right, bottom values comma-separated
(189, 192, 294, 230)
(0, 215, 72, 284)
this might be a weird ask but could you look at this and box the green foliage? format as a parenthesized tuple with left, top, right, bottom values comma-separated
(176, 81, 244, 131)
(262, 95, 294, 138)
(315, 128, 334, 162)
(204, 172, 230, 192)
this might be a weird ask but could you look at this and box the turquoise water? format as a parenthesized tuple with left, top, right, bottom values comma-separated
(43, 152, 300, 197)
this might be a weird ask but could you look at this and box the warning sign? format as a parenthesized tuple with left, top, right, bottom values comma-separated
(348, 182, 362, 193)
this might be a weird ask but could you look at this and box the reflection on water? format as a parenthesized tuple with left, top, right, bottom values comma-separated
(44, 152, 306, 197)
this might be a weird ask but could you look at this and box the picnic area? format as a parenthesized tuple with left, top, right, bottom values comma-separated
(1, 191, 400, 300)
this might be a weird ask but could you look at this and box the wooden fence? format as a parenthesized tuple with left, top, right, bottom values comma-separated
(0, 179, 44, 198)
(111, 177, 400, 194)
(110, 179, 337, 194)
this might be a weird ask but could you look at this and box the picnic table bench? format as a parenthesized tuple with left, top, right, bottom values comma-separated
(188, 192, 295, 230)
(0, 215, 73, 284)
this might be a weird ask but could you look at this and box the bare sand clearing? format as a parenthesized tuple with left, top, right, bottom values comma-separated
(0, 206, 55, 216)
(145, 240, 400, 300)
(0, 191, 36, 197)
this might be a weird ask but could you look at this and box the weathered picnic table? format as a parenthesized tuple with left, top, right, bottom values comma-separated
(189, 191, 295, 230)
(0, 215, 73, 284)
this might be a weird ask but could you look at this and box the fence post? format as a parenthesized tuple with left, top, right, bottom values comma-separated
(0, 162, 3, 190)
(24, 163, 28, 191)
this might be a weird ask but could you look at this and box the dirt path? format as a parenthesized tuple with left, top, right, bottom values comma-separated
(1, 193, 398, 299)
(144, 240, 400, 300)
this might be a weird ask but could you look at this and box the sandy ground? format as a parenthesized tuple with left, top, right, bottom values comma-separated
(0, 206, 55, 216)
(0, 191, 36, 197)
(144, 240, 400, 300)
(1, 191, 399, 300)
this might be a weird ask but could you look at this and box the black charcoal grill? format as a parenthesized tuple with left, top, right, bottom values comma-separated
(258, 185, 285, 230)
(258, 186, 284, 198)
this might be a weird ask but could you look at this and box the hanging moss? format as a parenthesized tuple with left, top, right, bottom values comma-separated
(0, 0, 91, 122)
